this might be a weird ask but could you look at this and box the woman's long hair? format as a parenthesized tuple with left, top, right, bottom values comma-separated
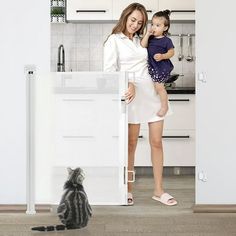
(104, 3, 148, 43)
(112, 3, 148, 36)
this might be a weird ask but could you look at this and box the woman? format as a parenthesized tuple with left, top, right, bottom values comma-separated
(103, 3, 177, 206)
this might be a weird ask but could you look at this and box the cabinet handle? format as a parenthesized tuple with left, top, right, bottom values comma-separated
(162, 135, 190, 139)
(168, 99, 190, 102)
(138, 135, 144, 138)
(76, 10, 106, 13)
(146, 10, 152, 13)
(63, 135, 94, 139)
(112, 98, 127, 102)
(62, 98, 94, 102)
(170, 10, 195, 13)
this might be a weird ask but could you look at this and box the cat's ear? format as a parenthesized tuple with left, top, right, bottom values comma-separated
(67, 167, 73, 175)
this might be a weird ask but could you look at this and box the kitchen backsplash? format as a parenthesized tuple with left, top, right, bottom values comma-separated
(51, 22, 195, 87)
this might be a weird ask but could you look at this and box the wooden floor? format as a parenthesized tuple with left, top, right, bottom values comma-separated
(0, 176, 236, 236)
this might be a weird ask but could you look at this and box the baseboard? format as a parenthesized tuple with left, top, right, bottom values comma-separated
(135, 166, 195, 176)
(193, 204, 236, 213)
(0, 204, 51, 213)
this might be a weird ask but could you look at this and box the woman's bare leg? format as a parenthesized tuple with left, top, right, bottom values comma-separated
(149, 121, 164, 196)
(128, 123, 140, 193)
(148, 120, 176, 204)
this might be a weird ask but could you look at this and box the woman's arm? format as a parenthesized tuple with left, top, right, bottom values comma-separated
(103, 35, 119, 72)
(104, 35, 135, 103)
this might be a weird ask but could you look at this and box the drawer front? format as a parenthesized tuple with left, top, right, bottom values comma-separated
(162, 130, 195, 166)
(55, 95, 97, 136)
(141, 94, 195, 130)
(54, 94, 120, 136)
(158, 0, 195, 11)
(158, 0, 195, 21)
(54, 94, 123, 167)
(54, 134, 120, 166)
(135, 130, 195, 166)
(66, 0, 113, 20)
(112, 0, 158, 20)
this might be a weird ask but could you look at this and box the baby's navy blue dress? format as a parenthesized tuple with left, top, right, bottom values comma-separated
(147, 36, 174, 83)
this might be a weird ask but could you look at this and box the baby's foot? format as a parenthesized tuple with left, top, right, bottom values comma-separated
(157, 106, 168, 117)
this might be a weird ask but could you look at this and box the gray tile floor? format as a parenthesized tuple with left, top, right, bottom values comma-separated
(0, 176, 236, 236)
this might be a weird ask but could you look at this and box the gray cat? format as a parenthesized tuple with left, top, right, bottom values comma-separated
(32, 167, 92, 231)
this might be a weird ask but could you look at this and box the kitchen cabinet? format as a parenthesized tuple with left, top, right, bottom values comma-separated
(35, 72, 129, 205)
(164, 94, 195, 130)
(158, 0, 195, 20)
(135, 130, 195, 166)
(66, 0, 195, 21)
(135, 94, 195, 166)
(54, 94, 121, 166)
(112, 0, 158, 20)
(66, 0, 113, 21)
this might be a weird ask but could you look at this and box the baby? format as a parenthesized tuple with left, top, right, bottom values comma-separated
(141, 10, 174, 117)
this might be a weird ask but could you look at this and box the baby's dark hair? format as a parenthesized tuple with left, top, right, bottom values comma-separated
(152, 10, 171, 35)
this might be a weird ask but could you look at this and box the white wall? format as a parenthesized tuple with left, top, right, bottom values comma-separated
(0, 1, 50, 203)
(196, 0, 236, 204)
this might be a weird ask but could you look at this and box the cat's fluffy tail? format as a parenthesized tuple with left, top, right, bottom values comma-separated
(31, 225, 66, 231)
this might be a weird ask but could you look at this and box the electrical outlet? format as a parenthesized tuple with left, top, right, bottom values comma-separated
(174, 167, 181, 175)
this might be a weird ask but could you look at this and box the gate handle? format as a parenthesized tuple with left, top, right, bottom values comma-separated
(127, 170, 136, 183)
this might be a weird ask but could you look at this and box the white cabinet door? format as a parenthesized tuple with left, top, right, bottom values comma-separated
(54, 94, 123, 166)
(162, 130, 195, 166)
(135, 130, 195, 166)
(165, 94, 195, 130)
(196, 0, 236, 204)
(35, 72, 129, 205)
(140, 94, 195, 131)
(113, 0, 158, 20)
(66, 0, 112, 20)
(159, 0, 194, 10)
(158, 0, 195, 20)
(135, 94, 195, 166)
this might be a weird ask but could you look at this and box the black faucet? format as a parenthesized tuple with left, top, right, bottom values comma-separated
(57, 44, 65, 72)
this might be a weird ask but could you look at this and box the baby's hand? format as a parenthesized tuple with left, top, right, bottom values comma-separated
(153, 53, 164, 61)
(145, 27, 154, 37)
(148, 28, 154, 35)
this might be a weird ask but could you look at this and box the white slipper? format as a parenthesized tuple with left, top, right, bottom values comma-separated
(127, 192, 134, 206)
(152, 193, 177, 206)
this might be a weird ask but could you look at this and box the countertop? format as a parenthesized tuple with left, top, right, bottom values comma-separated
(54, 86, 195, 94)
(166, 87, 195, 94)
(54, 87, 118, 94)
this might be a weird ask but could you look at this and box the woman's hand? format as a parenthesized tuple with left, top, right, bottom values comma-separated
(125, 82, 135, 104)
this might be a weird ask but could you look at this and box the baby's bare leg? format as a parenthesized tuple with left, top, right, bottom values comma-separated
(154, 82, 168, 117)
